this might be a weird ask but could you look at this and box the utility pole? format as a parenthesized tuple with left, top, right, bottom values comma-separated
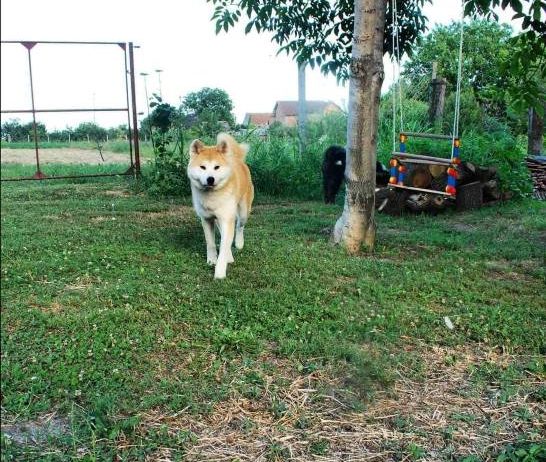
(298, 62, 307, 155)
(140, 72, 150, 118)
(155, 69, 163, 98)
(140, 72, 153, 148)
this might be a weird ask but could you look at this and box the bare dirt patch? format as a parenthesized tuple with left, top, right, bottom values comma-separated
(1, 148, 132, 165)
(1, 413, 69, 445)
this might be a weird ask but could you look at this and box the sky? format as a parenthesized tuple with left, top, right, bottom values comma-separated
(0, 0, 520, 130)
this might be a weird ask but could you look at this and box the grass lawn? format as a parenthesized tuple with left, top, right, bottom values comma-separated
(1, 178, 545, 461)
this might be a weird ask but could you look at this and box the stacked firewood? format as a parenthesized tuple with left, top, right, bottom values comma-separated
(525, 156, 546, 200)
(457, 162, 501, 202)
(380, 161, 503, 214)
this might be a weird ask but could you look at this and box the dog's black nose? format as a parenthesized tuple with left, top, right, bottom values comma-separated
(206, 176, 215, 186)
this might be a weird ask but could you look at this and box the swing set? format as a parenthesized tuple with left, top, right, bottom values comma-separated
(387, 0, 467, 204)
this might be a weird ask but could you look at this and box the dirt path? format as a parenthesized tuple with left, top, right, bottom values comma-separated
(1, 148, 134, 165)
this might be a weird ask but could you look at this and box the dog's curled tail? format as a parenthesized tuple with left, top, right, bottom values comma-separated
(217, 132, 249, 160)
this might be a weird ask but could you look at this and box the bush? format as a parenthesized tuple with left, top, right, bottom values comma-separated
(142, 107, 531, 200)
(246, 137, 323, 199)
(461, 131, 531, 197)
(142, 123, 191, 197)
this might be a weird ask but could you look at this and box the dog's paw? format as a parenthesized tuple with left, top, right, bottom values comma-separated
(207, 255, 218, 265)
(214, 268, 227, 279)
(235, 236, 244, 250)
(227, 253, 234, 264)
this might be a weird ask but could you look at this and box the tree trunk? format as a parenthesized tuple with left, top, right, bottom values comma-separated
(528, 107, 544, 155)
(333, 0, 386, 253)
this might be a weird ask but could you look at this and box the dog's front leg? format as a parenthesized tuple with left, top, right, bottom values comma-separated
(201, 217, 217, 265)
(215, 217, 235, 279)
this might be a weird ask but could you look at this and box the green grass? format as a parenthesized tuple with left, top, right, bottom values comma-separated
(0, 163, 133, 181)
(1, 178, 545, 460)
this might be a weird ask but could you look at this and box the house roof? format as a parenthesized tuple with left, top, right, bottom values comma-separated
(273, 100, 341, 117)
(243, 113, 273, 126)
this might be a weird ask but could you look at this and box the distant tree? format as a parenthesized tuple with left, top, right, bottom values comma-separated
(465, 1, 545, 114)
(1, 119, 26, 141)
(1, 119, 48, 141)
(149, 95, 181, 134)
(140, 115, 152, 140)
(48, 129, 65, 142)
(404, 21, 514, 117)
(73, 122, 108, 142)
(24, 122, 48, 141)
(180, 87, 235, 137)
(404, 19, 545, 131)
(106, 125, 129, 141)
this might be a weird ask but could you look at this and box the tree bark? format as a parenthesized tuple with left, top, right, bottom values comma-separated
(528, 107, 544, 156)
(333, 0, 386, 253)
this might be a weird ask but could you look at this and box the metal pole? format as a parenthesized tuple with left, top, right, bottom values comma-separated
(120, 43, 134, 169)
(140, 73, 150, 118)
(129, 42, 141, 176)
(297, 63, 306, 156)
(155, 69, 163, 98)
(22, 42, 45, 179)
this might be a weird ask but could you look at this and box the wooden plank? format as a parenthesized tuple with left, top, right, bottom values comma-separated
(392, 152, 453, 164)
(401, 131, 454, 141)
(389, 184, 453, 196)
(394, 158, 452, 166)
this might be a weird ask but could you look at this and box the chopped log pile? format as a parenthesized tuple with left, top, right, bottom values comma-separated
(379, 161, 503, 214)
(525, 155, 546, 200)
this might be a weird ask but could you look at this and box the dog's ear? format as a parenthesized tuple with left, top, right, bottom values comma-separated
(217, 139, 229, 155)
(189, 139, 204, 156)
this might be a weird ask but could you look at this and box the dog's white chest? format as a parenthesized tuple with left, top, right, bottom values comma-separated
(192, 189, 234, 219)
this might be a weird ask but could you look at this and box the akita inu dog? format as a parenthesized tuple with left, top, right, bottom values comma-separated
(187, 133, 254, 279)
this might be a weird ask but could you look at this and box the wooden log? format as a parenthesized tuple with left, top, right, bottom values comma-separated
(483, 179, 501, 201)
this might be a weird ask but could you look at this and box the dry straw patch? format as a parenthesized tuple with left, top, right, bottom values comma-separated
(63, 275, 96, 292)
(134, 207, 192, 221)
(104, 189, 133, 197)
(132, 346, 544, 461)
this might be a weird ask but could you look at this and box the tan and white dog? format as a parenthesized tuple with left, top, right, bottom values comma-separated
(187, 133, 254, 279)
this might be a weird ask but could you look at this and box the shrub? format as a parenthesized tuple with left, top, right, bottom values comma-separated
(142, 108, 531, 199)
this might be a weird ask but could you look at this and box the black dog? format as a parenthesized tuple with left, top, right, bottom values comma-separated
(322, 145, 390, 204)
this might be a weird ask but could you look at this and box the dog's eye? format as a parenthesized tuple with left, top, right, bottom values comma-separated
(214, 166, 220, 170)
(200, 166, 206, 170)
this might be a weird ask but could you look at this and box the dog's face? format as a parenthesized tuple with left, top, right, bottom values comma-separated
(187, 139, 233, 191)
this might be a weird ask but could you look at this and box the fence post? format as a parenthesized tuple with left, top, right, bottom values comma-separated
(429, 62, 446, 130)
(297, 63, 306, 156)
(128, 42, 141, 176)
(528, 106, 545, 155)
